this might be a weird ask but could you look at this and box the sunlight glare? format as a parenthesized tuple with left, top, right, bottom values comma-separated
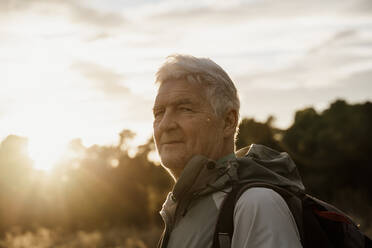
(28, 136, 68, 172)
(12, 104, 82, 172)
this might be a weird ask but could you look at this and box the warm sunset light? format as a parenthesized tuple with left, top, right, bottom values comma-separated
(1, 0, 372, 246)
(28, 137, 67, 171)
(11, 104, 83, 172)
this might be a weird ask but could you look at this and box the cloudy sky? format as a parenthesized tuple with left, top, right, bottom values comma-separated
(2, 0, 372, 156)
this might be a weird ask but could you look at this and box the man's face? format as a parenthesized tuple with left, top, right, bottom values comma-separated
(153, 79, 225, 176)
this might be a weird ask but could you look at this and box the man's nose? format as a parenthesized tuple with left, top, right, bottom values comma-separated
(158, 110, 178, 132)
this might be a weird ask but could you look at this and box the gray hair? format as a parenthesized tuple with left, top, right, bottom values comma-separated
(155, 54, 240, 117)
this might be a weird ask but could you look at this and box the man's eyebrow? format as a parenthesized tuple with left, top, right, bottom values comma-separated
(153, 98, 194, 111)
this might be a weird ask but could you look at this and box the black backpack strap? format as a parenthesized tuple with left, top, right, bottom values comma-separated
(212, 182, 304, 248)
(213, 184, 241, 248)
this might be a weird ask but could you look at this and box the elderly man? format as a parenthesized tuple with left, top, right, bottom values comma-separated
(153, 54, 303, 248)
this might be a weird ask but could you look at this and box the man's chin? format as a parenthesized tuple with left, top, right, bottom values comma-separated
(159, 155, 187, 172)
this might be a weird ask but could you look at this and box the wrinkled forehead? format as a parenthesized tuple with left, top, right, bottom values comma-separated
(153, 80, 208, 107)
(153, 89, 203, 109)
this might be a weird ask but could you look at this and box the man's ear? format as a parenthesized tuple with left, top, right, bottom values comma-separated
(223, 109, 238, 138)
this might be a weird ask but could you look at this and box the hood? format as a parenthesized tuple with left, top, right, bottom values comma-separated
(164, 144, 305, 223)
(173, 144, 305, 201)
(235, 144, 305, 192)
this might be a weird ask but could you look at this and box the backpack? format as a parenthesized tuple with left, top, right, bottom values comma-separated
(212, 182, 372, 248)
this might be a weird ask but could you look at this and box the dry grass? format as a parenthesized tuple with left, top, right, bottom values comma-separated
(0, 226, 162, 248)
(1, 225, 370, 247)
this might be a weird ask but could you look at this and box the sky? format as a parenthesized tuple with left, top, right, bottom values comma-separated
(1, 0, 372, 158)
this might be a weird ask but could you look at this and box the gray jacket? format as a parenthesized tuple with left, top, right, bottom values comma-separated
(158, 144, 305, 248)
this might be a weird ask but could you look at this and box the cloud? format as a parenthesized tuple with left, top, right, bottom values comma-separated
(351, 0, 372, 14)
(238, 68, 372, 128)
(137, 0, 372, 24)
(309, 29, 372, 54)
(116, 0, 372, 59)
(337, 69, 372, 95)
(71, 61, 130, 97)
(235, 28, 372, 91)
(1, 0, 371, 145)
(230, 27, 372, 127)
(0, 0, 126, 28)
(68, 3, 125, 27)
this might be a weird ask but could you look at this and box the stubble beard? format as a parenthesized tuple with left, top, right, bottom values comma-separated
(159, 149, 190, 178)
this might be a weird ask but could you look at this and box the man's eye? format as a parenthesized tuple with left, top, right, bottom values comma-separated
(154, 110, 164, 118)
(179, 107, 193, 112)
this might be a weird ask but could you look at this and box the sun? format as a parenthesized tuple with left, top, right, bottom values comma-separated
(14, 104, 78, 172)
(28, 136, 68, 172)
(9, 99, 91, 172)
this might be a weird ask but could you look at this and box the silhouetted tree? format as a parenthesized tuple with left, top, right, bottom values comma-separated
(236, 117, 281, 151)
(0, 99, 370, 236)
(282, 99, 372, 231)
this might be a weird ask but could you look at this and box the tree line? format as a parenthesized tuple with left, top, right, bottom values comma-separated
(0, 99, 371, 236)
